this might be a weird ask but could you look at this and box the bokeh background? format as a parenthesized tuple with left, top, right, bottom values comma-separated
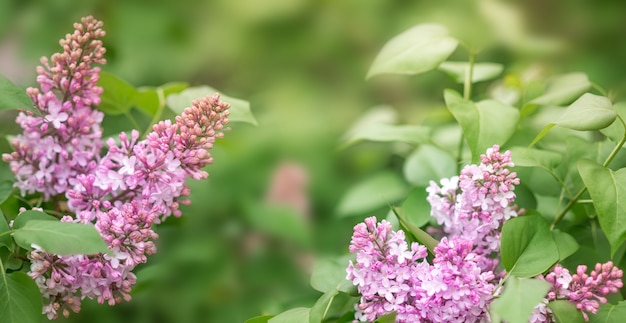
(1, 0, 626, 322)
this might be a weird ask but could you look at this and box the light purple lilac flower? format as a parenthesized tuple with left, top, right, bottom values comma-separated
(427, 145, 520, 272)
(346, 216, 495, 322)
(4, 16, 230, 319)
(531, 262, 624, 322)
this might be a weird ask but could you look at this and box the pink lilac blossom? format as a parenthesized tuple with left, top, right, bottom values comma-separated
(5, 16, 230, 319)
(3, 16, 105, 199)
(426, 145, 520, 272)
(346, 216, 495, 322)
(530, 262, 624, 322)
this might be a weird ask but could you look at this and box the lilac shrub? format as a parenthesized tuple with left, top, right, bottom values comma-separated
(346, 146, 624, 322)
(2, 16, 230, 319)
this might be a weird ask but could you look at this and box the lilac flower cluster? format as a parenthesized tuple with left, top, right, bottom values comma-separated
(427, 145, 520, 271)
(531, 262, 624, 322)
(3, 16, 106, 199)
(346, 217, 495, 322)
(3, 17, 230, 319)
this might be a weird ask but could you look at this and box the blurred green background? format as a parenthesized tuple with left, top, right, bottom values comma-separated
(1, 0, 626, 322)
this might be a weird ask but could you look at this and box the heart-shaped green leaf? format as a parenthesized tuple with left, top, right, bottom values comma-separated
(367, 24, 458, 79)
(578, 159, 626, 256)
(310, 256, 355, 294)
(438, 61, 504, 83)
(13, 220, 109, 256)
(444, 89, 520, 163)
(555, 93, 616, 131)
(400, 188, 432, 228)
(490, 276, 551, 323)
(529, 73, 591, 107)
(0, 271, 42, 323)
(548, 300, 585, 323)
(98, 71, 138, 115)
(552, 230, 579, 262)
(403, 145, 456, 186)
(500, 213, 559, 277)
(0, 75, 33, 111)
(336, 172, 409, 217)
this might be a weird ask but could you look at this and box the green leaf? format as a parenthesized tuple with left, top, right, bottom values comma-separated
(552, 230, 579, 261)
(336, 171, 409, 217)
(341, 124, 431, 148)
(374, 312, 397, 323)
(589, 301, 626, 323)
(97, 71, 138, 115)
(135, 82, 189, 116)
(500, 213, 559, 277)
(403, 145, 456, 186)
(0, 75, 33, 111)
(400, 188, 432, 228)
(490, 276, 551, 323)
(366, 23, 458, 79)
(309, 289, 338, 323)
(529, 73, 591, 106)
(555, 93, 616, 131)
(13, 220, 109, 255)
(0, 180, 14, 206)
(438, 61, 504, 83)
(444, 89, 520, 163)
(12, 210, 57, 230)
(167, 86, 257, 125)
(268, 307, 310, 323)
(310, 256, 355, 294)
(578, 159, 626, 256)
(509, 146, 562, 170)
(245, 315, 273, 323)
(0, 210, 10, 247)
(528, 123, 556, 148)
(548, 300, 585, 323)
(600, 102, 626, 143)
(0, 271, 42, 323)
(392, 207, 438, 254)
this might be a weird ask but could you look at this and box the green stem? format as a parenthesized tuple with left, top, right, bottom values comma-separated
(550, 115, 626, 229)
(456, 51, 476, 172)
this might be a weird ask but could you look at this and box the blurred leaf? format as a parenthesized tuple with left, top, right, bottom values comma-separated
(268, 307, 310, 323)
(403, 145, 456, 186)
(245, 315, 274, 323)
(552, 230, 579, 261)
(167, 86, 257, 125)
(245, 205, 311, 247)
(12, 210, 56, 230)
(366, 23, 458, 79)
(400, 188, 432, 228)
(0, 271, 42, 323)
(310, 256, 355, 294)
(601, 102, 626, 144)
(341, 124, 431, 148)
(336, 172, 409, 217)
(438, 61, 503, 83)
(135, 82, 188, 116)
(490, 276, 551, 323)
(529, 73, 591, 107)
(509, 146, 562, 170)
(555, 93, 615, 131)
(0, 180, 13, 205)
(0, 110, 21, 136)
(0, 210, 10, 247)
(0, 75, 33, 111)
(578, 159, 626, 257)
(589, 300, 626, 323)
(444, 89, 520, 163)
(500, 213, 559, 277)
(309, 289, 338, 323)
(374, 312, 397, 323)
(548, 300, 585, 323)
(13, 220, 109, 255)
(392, 207, 438, 254)
(98, 71, 138, 115)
